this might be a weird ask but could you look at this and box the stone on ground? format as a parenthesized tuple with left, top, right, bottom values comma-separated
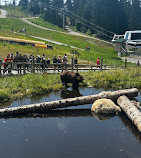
(91, 98, 121, 114)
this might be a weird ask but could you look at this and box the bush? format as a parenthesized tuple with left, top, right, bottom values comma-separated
(71, 49, 80, 55)
(0, 90, 10, 102)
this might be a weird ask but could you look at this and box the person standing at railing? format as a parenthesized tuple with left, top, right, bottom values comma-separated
(13, 51, 19, 70)
(16, 53, 23, 74)
(3, 56, 8, 73)
(74, 57, 78, 68)
(57, 55, 62, 72)
(62, 54, 68, 71)
(25, 54, 29, 70)
(4, 54, 13, 74)
(46, 58, 50, 70)
(41, 54, 46, 72)
(97, 57, 100, 68)
(7, 55, 13, 74)
(36, 55, 41, 71)
(137, 61, 140, 66)
(53, 55, 57, 71)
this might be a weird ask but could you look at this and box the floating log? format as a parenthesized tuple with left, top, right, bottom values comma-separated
(117, 95, 141, 133)
(0, 88, 138, 116)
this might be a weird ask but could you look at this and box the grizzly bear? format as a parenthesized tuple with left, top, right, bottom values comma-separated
(60, 71, 84, 90)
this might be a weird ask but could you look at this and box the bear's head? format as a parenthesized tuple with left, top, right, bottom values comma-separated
(76, 73, 84, 83)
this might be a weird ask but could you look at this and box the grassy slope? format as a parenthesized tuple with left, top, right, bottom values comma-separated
(0, 17, 125, 65)
(2, 6, 29, 18)
(29, 18, 64, 32)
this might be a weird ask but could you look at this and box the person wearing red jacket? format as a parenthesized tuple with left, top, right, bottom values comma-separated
(97, 57, 100, 68)
(4, 54, 13, 74)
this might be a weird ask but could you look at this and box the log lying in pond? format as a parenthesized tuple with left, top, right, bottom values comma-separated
(0, 88, 138, 116)
(117, 95, 141, 133)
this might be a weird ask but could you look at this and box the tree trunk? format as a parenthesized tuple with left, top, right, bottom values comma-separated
(117, 95, 141, 133)
(0, 88, 138, 116)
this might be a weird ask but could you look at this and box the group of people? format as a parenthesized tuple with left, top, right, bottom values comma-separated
(3, 52, 31, 74)
(52, 54, 78, 71)
(2, 52, 79, 74)
(2, 51, 102, 74)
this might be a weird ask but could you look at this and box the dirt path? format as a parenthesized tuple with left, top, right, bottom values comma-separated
(21, 18, 113, 45)
(15, 32, 84, 51)
(121, 56, 141, 64)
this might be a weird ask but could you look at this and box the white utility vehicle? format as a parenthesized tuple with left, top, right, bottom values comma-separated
(124, 30, 141, 46)
(112, 30, 141, 46)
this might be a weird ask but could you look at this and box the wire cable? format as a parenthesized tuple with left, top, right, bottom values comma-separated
(32, 0, 114, 39)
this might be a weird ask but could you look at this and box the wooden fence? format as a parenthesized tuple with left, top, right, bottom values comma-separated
(0, 57, 139, 75)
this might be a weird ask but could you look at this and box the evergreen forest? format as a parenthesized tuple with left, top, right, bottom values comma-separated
(17, 0, 141, 38)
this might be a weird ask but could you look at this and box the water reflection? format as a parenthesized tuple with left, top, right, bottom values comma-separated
(0, 87, 141, 147)
(1, 109, 92, 119)
(1, 106, 141, 144)
(60, 89, 83, 99)
(91, 111, 116, 121)
(118, 112, 141, 144)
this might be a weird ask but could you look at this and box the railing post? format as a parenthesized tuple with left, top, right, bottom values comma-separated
(0, 63, 2, 75)
(71, 57, 74, 72)
(101, 57, 103, 71)
(77, 66, 78, 73)
(125, 58, 127, 68)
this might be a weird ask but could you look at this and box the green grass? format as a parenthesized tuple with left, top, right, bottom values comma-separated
(0, 41, 71, 61)
(3, 6, 29, 18)
(29, 18, 64, 32)
(82, 67, 141, 90)
(0, 18, 125, 65)
(0, 67, 140, 102)
(0, 73, 62, 102)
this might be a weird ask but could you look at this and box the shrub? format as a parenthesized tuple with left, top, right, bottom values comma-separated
(71, 49, 80, 55)
(0, 90, 10, 102)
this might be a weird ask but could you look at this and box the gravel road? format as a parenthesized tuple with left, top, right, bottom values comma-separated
(122, 56, 141, 64)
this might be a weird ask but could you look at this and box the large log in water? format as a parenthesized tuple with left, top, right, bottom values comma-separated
(117, 95, 141, 133)
(0, 88, 138, 116)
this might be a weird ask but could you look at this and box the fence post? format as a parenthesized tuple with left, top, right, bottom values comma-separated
(71, 57, 74, 72)
(101, 57, 103, 71)
(23, 62, 26, 75)
(125, 58, 127, 68)
(32, 56, 35, 73)
(0, 63, 2, 75)
(77, 66, 78, 73)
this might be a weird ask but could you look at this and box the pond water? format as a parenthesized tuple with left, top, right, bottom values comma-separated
(0, 87, 141, 158)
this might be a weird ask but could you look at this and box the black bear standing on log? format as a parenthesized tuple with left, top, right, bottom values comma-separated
(60, 71, 84, 90)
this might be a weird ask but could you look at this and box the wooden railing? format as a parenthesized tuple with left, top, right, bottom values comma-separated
(0, 57, 139, 75)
